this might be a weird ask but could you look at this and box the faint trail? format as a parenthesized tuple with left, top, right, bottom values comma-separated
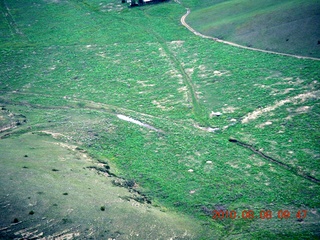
(140, 11, 209, 126)
(0, 93, 190, 134)
(181, 8, 320, 61)
(160, 42, 203, 118)
(0, 91, 161, 120)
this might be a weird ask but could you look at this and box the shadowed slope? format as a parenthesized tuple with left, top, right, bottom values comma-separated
(186, 0, 320, 57)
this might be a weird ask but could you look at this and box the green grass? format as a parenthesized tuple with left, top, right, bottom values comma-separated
(186, 0, 320, 57)
(0, 0, 319, 238)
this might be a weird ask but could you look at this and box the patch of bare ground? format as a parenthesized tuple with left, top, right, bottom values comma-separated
(117, 114, 163, 132)
(158, 47, 167, 57)
(176, 87, 191, 108)
(249, 154, 266, 167)
(222, 106, 237, 113)
(196, 66, 231, 86)
(193, 123, 219, 133)
(169, 40, 185, 47)
(99, 2, 124, 13)
(44, 231, 80, 240)
(39, 130, 67, 139)
(225, 161, 240, 169)
(284, 105, 313, 121)
(136, 80, 155, 87)
(152, 99, 174, 111)
(242, 90, 320, 123)
(16, 227, 80, 240)
(185, 67, 194, 77)
(165, 69, 183, 81)
(302, 149, 320, 160)
(0, 124, 16, 133)
(256, 121, 273, 128)
(254, 84, 297, 96)
(53, 141, 78, 151)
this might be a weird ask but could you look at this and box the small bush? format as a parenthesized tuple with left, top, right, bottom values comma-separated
(77, 102, 86, 108)
(125, 179, 135, 188)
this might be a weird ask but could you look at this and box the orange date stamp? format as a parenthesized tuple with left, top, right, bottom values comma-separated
(212, 209, 307, 220)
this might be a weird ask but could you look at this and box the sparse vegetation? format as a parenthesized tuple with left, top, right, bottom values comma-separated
(0, 0, 319, 239)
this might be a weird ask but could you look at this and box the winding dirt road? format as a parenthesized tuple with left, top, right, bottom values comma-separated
(181, 8, 320, 61)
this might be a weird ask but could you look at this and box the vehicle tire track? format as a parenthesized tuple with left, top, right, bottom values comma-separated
(181, 8, 320, 61)
(140, 12, 209, 126)
(0, 92, 200, 136)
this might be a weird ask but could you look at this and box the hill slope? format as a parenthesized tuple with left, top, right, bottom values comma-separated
(0, 0, 320, 238)
(186, 0, 320, 58)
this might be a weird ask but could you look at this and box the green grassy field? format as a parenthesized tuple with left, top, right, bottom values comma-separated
(186, 0, 320, 58)
(0, 0, 319, 239)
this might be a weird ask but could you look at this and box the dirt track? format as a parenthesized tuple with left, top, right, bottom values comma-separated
(181, 8, 320, 61)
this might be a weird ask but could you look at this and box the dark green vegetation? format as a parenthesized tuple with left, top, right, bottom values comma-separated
(128, 0, 169, 8)
(0, 0, 319, 239)
(186, 0, 320, 58)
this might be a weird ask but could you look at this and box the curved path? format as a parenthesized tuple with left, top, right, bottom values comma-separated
(181, 8, 320, 61)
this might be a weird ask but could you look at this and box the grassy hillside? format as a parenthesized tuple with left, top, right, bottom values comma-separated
(0, 0, 319, 239)
(186, 0, 320, 58)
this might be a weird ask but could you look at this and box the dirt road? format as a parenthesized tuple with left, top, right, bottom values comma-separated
(181, 8, 320, 61)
